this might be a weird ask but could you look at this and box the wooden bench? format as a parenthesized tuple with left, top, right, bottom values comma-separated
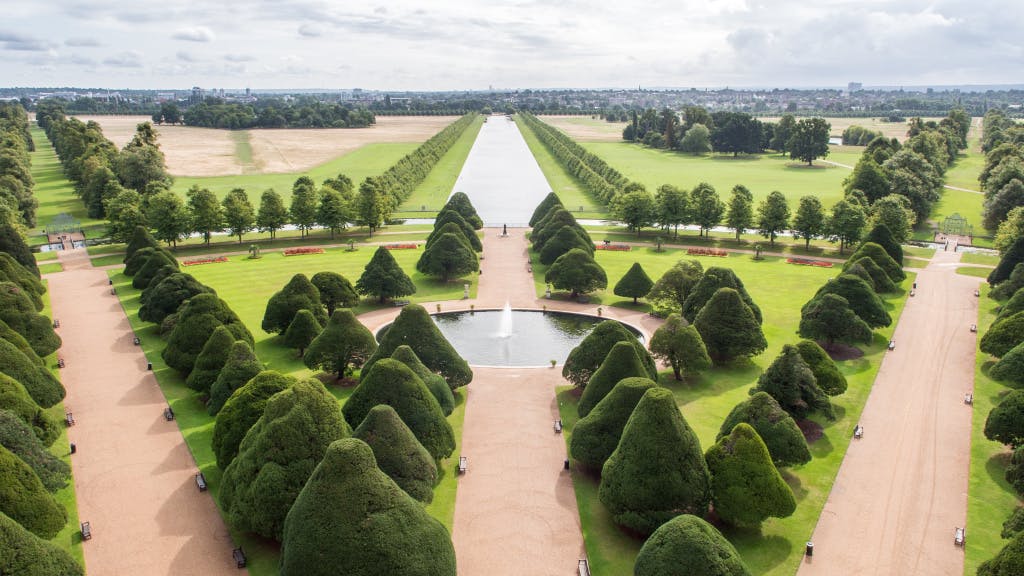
(52, 319, 60, 328)
(954, 527, 965, 546)
(970, 324, 977, 333)
(57, 358, 65, 368)
(888, 340, 895, 351)
(854, 425, 863, 439)
(458, 456, 467, 474)
(232, 547, 247, 568)
(81, 521, 91, 540)
(909, 289, 916, 297)
(65, 412, 75, 427)
(578, 558, 591, 576)
(974, 289, 980, 297)
(163, 407, 175, 421)
(965, 393, 974, 405)
(133, 336, 141, 345)
(554, 419, 563, 433)
(196, 472, 207, 492)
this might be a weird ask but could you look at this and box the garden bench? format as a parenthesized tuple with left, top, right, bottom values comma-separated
(81, 521, 91, 540)
(888, 340, 895, 351)
(133, 336, 140, 345)
(554, 419, 562, 433)
(954, 527, 965, 546)
(163, 407, 175, 421)
(965, 393, 973, 405)
(578, 559, 591, 576)
(909, 289, 915, 297)
(196, 472, 207, 492)
(458, 456, 467, 474)
(65, 412, 75, 426)
(974, 289, 980, 297)
(854, 425, 863, 439)
(53, 319, 60, 328)
(57, 358, 65, 368)
(970, 324, 977, 333)
(232, 547, 247, 568)
(110, 288, 116, 295)
(393, 299, 410, 307)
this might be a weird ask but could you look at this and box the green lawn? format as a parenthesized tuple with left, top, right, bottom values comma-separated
(961, 252, 1000, 267)
(965, 285, 1022, 574)
(396, 115, 484, 215)
(945, 135, 985, 192)
(39, 262, 63, 275)
(553, 249, 910, 575)
(582, 226, 855, 260)
(172, 142, 421, 203)
(109, 249, 472, 575)
(903, 245, 937, 260)
(957, 266, 992, 279)
(580, 142, 852, 207)
(28, 127, 107, 242)
(231, 131, 256, 174)
(517, 117, 608, 218)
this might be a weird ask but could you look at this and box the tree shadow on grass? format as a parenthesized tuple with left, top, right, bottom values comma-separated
(660, 358, 761, 405)
(780, 468, 809, 501)
(721, 529, 793, 574)
(986, 451, 1015, 493)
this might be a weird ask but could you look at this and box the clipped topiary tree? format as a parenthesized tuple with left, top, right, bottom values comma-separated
(982, 312, 1024, 358)
(808, 274, 892, 328)
(985, 390, 1024, 447)
(428, 209, 482, 251)
(416, 232, 478, 281)
(356, 246, 417, 304)
(751, 344, 833, 420)
(718, 392, 810, 468)
(634, 514, 752, 576)
(390, 345, 455, 416)
(570, 377, 657, 472)
(682, 267, 763, 324)
(861, 223, 903, 264)
(705, 423, 796, 527)
(599, 387, 711, 535)
(993, 264, 1024, 301)
(184, 325, 234, 395)
(0, 374, 60, 447)
(310, 271, 359, 316)
(648, 260, 704, 316)
(0, 253, 44, 310)
(0, 511, 83, 576)
(798, 293, 873, 350)
(207, 341, 263, 416)
(539, 225, 592, 265)
(0, 444, 66, 538)
(131, 250, 179, 289)
(1002, 506, 1024, 539)
(0, 337, 65, 408)
(1008, 447, 1024, 497)
(990, 237, 1024, 287)
(162, 293, 252, 374)
(545, 248, 607, 299)
(138, 272, 212, 324)
(0, 409, 70, 492)
(850, 256, 898, 293)
(0, 222, 39, 278)
(649, 313, 711, 381)
(442, 191, 483, 229)
(996, 288, 1024, 325)
(614, 262, 654, 304)
(844, 241, 905, 282)
(123, 247, 156, 277)
(261, 273, 328, 335)
(283, 309, 321, 357)
(304, 309, 377, 380)
(562, 320, 656, 388)
(343, 359, 455, 460)
(212, 370, 294, 468)
(843, 261, 876, 291)
(0, 318, 43, 366)
(363, 304, 472, 388)
(0, 282, 61, 358)
(279, 438, 456, 576)
(693, 287, 767, 364)
(578, 341, 649, 418)
(991, 341, 1024, 387)
(795, 339, 848, 396)
(220, 379, 351, 540)
(978, 530, 1024, 576)
(123, 225, 158, 263)
(353, 405, 437, 503)
(529, 192, 564, 227)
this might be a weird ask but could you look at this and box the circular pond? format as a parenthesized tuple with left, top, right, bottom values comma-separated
(427, 308, 644, 367)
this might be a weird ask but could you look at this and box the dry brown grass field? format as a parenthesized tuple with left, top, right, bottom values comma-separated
(73, 115, 459, 176)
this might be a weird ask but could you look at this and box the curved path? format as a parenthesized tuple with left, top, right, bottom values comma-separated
(799, 249, 979, 576)
(47, 248, 242, 576)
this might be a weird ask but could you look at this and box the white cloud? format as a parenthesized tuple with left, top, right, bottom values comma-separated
(297, 23, 321, 37)
(103, 50, 143, 68)
(65, 37, 101, 47)
(172, 26, 215, 42)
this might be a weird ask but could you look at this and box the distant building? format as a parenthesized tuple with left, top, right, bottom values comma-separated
(847, 82, 863, 94)
(189, 86, 204, 105)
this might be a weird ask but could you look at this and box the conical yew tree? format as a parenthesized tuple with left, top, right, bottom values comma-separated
(212, 370, 294, 469)
(364, 304, 472, 388)
(577, 341, 649, 418)
(570, 377, 657, 472)
(718, 392, 811, 468)
(185, 325, 234, 394)
(390, 345, 455, 416)
(207, 340, 263, 416)
(705, 423, 796, 527)
(633, 514, 751, 576)
(353, 405, 438, 503)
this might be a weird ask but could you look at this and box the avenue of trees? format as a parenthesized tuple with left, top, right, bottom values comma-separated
(0, 103, 38, 229)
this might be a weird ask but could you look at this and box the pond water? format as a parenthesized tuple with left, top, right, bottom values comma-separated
(424, 309, 643, 367)
(449, 116, 552, 227)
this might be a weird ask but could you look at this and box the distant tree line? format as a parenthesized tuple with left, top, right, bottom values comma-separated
(0, 103, 38, 228)
(180, 98, 375, 129)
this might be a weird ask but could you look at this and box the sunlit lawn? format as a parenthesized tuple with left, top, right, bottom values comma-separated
(28, 127, 107, 243)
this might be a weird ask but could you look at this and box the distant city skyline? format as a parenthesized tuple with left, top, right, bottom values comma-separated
(1, 1, 1021, 91)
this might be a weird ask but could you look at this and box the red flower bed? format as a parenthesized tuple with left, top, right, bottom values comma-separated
(687, 247, 728, 257)
(786, 257, 833, 268)
(182, 256, 228, 266)
(384, 243, 418, 250)
(283, 247, 325, 256)
(595, 244, 631, 251)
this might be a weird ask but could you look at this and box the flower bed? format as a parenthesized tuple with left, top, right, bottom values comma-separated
(595, 243, 631, 251)
(283, 247, 325, 256)
(786, 257, 833, 268)
(182, 256, 228, 266)
(384, 243, 418, 250)
(687, 247, 728, 257)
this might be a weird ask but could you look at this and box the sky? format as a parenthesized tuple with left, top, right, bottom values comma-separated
(1, 0, 1021, 91)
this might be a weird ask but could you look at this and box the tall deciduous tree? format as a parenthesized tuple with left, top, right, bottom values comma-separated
(222, 188, 255, 244)
(792, 195, 826, 249)
(613, 190, 657, 236)
(146, 190, 190, 247)
(256, 188, 289, 240)
(649, 313, 711, 381)
(678, 123, 711, 155)
(788, 117, 831, 165)
(757, 190, 790, 245)
(290, 177, 319, 238)
(726, 185, 754, 241)
(828, 199, 867, 254)
(654, 184, 689, 236)
(356, 177, 390, 236)
(690, 182, 725, 237)
(187, 185, 224, 244)
(316, 188, 349, 239)
(647, 260, 704, 315)
(771, 114, 796, 153)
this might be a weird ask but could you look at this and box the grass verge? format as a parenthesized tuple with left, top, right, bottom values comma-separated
(517, 117, 607, 218)
(398, 115, 484, 214)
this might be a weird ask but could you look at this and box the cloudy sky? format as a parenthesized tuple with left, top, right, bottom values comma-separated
(1, 0, 1021, 91)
